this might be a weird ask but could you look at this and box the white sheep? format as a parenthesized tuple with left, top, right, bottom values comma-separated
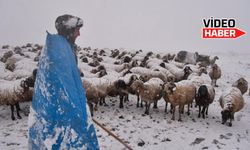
(145, 58, 164, 69)
(174, 51, 198, 65)
(219, 87, 244, 127)
(0, 61, 14, 80)
(146, 63, 176, 82)
(130, 67, 169, 83)
(170, 61, 186, 69)
(130, 78, 164, 115)
(0, 78, 34, 120)
(162, 80, 196, 121)
(165, 64, 193, 81)
(82, 77, 111, 108)
(101, 62, 130, 73)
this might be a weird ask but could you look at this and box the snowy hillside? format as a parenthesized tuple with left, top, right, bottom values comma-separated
(0, 44, 250, 150)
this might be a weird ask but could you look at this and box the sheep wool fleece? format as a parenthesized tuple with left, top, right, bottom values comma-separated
(28, 33, 99, 150)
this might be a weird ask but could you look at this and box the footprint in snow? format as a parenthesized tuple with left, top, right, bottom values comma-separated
(219, 134, 230, 140)
(236, 114, 243, 121)
(212, 139, 225, 146)
(190, 137, 205, 145)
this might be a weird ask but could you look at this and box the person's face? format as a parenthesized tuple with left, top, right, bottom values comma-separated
(72, 27, 81, 42)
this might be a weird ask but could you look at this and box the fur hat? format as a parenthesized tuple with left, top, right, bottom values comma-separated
(55, 14, 83, 43)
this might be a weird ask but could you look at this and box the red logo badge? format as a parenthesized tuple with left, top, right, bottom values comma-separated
(202, 28, 245, 38)
(202, 17, 246, 39)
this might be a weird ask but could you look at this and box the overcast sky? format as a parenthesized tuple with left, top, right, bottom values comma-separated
(0, 0, 249, 53)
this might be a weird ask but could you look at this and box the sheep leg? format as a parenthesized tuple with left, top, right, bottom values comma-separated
(187, 104, 190, 116)
(181, 106, 184, 114)
(124, 94, 129, 102)
(140, 100, 143, 107)
(215, 80, 218, 87)
(228, 112, 234, 127)
(206, 105, 209, 115)
(10, 105, 16, 120)
(136, 93, 143, 107)
(16, 103, 22, 119)
(171, 106, 175, 120)
(229, 118, 232, 127)
(88, 102, 94, 117)
(137, 94, 140, 107)
(99, 97, 108, 106)
(99, 98, 103, 106)
(126, 94, 129, 101)
(211, 80, 215, 87)
(201, 106, 206, 119)
(103, 98, 108, 106)
(144, 102, 151, 115)
(170, 104, 173, 114)
(198, 105, 201, 118)
(119, 95, 124, 108)
(94, 102, 98, 111)
(165, 102, 168, 113)
(178, 105, 183, 122)
(153, 101, 158, 109)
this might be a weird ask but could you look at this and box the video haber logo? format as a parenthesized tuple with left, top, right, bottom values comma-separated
(202, 17, 246, 39)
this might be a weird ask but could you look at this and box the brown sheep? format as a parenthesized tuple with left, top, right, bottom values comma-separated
(162, 80, 196, 121)
(209, 63, 221, 87)
(130, 78, 164, 115)
(232, 77, 248, 95)
(82, 80, 100, 116)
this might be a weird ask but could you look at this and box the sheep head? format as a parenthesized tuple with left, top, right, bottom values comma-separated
(159, 62, 166, 68)
(97, 65, 105, 71)
(131, 60, 139, 68)
(211, 64, 219, 70)
(199, 67, 208, 75)
(128, 75, 139, 86)
(221, 109, 233, 126)
(130, 80, 143, 93)
(164, 82, 176, 95)
(195, 85, 209, 104)
(98, 69, 107, 78)
(214, 56, 219, 60)
(20, 80, 29, 91)
(232, 77, 248, 94)
(183, 66, 193, 79)
(139, 75, 150, 82)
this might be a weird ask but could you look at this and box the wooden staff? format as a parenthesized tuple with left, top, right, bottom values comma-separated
(92, 118, 133, 150)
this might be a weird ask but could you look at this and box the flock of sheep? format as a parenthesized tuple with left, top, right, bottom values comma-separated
(0, 44, 39, 120)
(78, 47, 248, 127)
(0, 44, 249, 127)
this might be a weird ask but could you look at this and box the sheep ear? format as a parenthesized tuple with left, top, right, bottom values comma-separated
(172, 87, 177, 91)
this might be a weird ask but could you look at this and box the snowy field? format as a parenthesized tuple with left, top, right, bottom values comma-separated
(0, 45, 250, 150)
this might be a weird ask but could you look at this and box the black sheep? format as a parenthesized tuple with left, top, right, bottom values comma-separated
(195, 84, 215, 119)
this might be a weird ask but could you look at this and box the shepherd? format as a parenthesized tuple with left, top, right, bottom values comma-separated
(28, 14, 99, 150)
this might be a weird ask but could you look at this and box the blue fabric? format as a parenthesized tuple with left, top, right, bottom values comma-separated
(28, 33, 99, 150)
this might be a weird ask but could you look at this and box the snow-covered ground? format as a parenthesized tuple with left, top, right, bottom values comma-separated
(0, 45, 250, 150)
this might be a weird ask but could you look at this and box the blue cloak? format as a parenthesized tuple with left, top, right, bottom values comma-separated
(28, 33, 99, 150)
